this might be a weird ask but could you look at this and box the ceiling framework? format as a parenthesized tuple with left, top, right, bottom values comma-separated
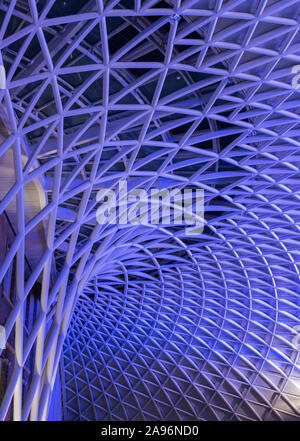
(0, 0, 299, 421)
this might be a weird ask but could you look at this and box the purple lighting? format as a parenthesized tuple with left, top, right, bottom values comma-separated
(0, 0, 299, 422)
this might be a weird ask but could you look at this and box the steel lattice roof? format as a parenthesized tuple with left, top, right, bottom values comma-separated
(0, 0, 299, 421)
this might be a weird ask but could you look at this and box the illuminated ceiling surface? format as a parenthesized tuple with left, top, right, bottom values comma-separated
(0, 0, 299, 421)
